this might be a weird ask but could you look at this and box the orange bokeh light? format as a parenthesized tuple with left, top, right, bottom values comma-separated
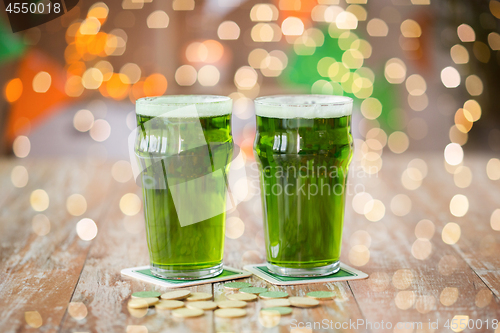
(66, 62, 87, 77)
(455, 108, 473, 133)
(131, 81, 146, 102)
(203, 40, 224, 63)
(5, 78, 23, 103)
(87, 32, 108, 56)
(143, 73, 168, 97)
(105, 73, 130, 100)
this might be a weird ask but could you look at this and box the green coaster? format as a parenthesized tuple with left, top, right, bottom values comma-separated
(121, 266, 252, 288)
(243, 263, 368, 286)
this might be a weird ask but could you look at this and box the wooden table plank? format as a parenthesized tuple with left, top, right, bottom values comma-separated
(59, 181, 215, 333)
(1, 154, 499, 333)
(0, 159, 114, 333)
(344, 154, 500, 333)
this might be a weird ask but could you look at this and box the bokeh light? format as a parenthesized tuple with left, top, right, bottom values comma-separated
(119, 193, 142, 216)
(66, 194, 88, 217)
(450, 194, 469, 217)
(147, 10, 169, 29)
(89, 119, 111, 142)
(76, 218, 98, 241)
(441, 67, 461, 88)
(24, 311, 42, 328)
(490, 209, 500, 231)
(226, 217, 245, 239)
(11, 165, 29, 188)
(392, 269, 413, 290)
(73, 109, 94, 132)
(442, 222, 461, 245)
(415, 219, 435, 239)
(32, 214, 51, 236)
(486, 158, 500, 180)
(4, 78, 23, 103)
(218, 21, 240, 40)
(367, 18, 389, 37)
(32, 71, 51, 93)
(390, 194, 412, 216)
(198, 65, 220, 87)
(444, 143, 464, 166)
(388, 131, 409, 154)
(457, 24, 475, 42)
(385, 58, 406, 84)
(68, 302, 88, 320)
(30, 189, 49, 212)
(440, 287, 459, 306)
(281, 17, 304, 36)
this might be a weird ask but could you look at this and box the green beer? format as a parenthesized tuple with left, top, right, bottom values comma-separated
(135, 96, 233, 279)
(253, 95, 353, 276)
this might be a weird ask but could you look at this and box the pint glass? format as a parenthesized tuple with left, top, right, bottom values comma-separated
(253, 95, 353, 276)
(134, 96, 233, 279)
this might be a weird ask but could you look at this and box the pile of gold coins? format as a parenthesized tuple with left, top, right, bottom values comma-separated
(127, 282, 336, 319)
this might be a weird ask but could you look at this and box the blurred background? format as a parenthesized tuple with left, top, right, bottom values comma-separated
(0, 0, 499, 178)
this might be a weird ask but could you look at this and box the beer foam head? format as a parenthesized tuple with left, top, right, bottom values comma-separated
(136, 95, 232, 117)
(254, 95, 353, 119)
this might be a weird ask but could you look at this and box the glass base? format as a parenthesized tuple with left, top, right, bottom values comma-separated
(150, 262, 223, 280)
(267, 261, 340, 277)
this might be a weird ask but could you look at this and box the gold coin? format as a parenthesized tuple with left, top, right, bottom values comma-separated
(186, 301, 218, 311)
(226, 293, 257, 302)
(214, 308, 247, 318)
(172, 308, 204, 318)
(155, 300, 184, 310)
(216, 300, 247, 309)
(259, 291, 289, 299)
(262, 299, 291, 308)
(289, 297, 320, 308)
(161, 290, 191, 300)
(186, 292, 213, 302)
(127, 297, 159, 309)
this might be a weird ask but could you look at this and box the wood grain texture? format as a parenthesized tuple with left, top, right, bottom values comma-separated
(0, 159, 113, 333)
(343, 154, 500, 333)
(0, 154, 498, 333)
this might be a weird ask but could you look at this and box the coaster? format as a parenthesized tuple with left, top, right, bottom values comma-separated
(121, 266, 252, 288)
(243, 263, 368, 286)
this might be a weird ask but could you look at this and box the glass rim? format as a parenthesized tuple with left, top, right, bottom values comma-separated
(254, 94, 353, 108)
(136, 95, 232, 117)
(136, 95, 231, 106)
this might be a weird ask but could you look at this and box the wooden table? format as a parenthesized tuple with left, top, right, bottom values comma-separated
(1, 154, 499, 333)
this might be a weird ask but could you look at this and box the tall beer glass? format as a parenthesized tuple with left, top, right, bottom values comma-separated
(134, 96, 233, 279)
(253, 95, 353, 276)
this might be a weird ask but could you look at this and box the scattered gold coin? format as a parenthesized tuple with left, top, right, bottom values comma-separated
(259, 291, 289, 299)
(260, 307, 293, 316)
(155, 300, 185, 310)
(186, 292, 213, 302)
(214, 308, 247, 318)
(186, 301, 218, 311)
(223, 282, 252, 290)
(226, 293, 257, 302)
(161, 290, 191, 300)
(261, 299, 291, 308)
(289, 297, 320, 308)
(216, 300, 247, 309)
(306, 291, 335, 299)
(172, 308, 204, 318)
(127, 297, 159, 309)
